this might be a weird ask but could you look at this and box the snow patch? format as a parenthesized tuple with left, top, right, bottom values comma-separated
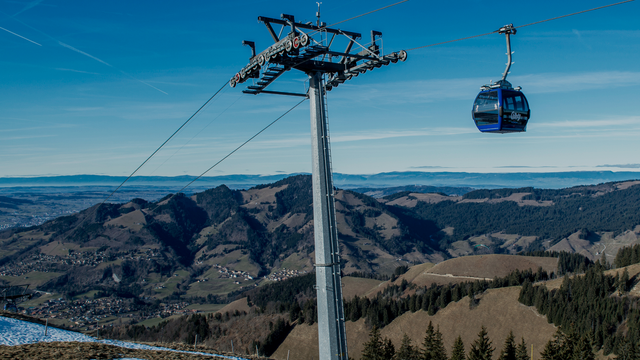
(0, 316, 248, 359)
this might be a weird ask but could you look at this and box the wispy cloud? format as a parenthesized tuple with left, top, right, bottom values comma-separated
(54, 68, 100, 75)
(352, 71, 640, 105)
(58, 41, 113, 66)
(572, 29, 592, 50)
(0, 124, 75, 133)
(64, 107, 104, 112)
(6, 16, 168, 95)
(495, 166, 559, 169)
(1, 134, 56, 140)
(0, 26, 41, 46)
(12, 0, 44, 17)
(515, 72, 640, 94)
(535, 116, 640, 128)
(243, 127, 476, 150)
(331, 128, 473, 142)
(597, 164, 640, 169)
(410, 166, 450, 169)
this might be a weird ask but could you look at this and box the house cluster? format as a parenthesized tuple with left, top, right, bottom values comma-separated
(26, 297, 136, 326)
(0, 253, 59, 277)
(0, 248, 161, 277)
(1, 209, 79, 230)
(265, 268, 307, 282)
(213, 264, 254, 282)
(25, 296, 192, 329)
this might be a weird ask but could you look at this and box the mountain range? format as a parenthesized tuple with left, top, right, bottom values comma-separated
(1, 175, 640, 303)
(2, 170, 640, 190)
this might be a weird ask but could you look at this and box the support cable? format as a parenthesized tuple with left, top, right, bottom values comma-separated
(148, 94, 243, 175)
(98, 81, 228, 207)
(517, 0, 635, 29)
(405, 0, 635, 52)
(145, 98, 307, 214)
(315, 0, 410, 34)
(175, 98, 307, 194)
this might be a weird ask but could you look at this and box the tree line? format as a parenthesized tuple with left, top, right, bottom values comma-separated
(518, 251, 593, 275)
(615, 244, 640, 268)
(344, 267, 551, 329)
(360, 322, 532, 360)
(410, 183, 640, 247)
(519, 260, 639, 357)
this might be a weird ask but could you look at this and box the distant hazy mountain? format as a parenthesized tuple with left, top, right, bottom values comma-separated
(2, 171, 639, 189)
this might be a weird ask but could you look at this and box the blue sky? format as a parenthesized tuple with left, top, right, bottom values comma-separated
(2, 0, 639, 177)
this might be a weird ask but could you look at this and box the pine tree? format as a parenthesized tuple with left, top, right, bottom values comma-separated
(422, 322, 447, 360)
(396, 334, 420, 360)
(616, 336, 638, 360)
(431, 326, 448, 360)
(450, 336, 466, 360)
(573, 334, 595, 360)
(620, 268, 630, 293)
(498, 331, 517, 360)
(559, 326, 578, 359)
(540, 340, 559, 360)
(468, 326, 494, 360)
(423, 321, 435, 360)
(540, 329, 564, 360)
(362, 326, 385, 360)
(383, 338, 396, 360)
(515, 338, 530, 360)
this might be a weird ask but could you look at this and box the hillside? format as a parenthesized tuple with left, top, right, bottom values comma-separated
(273, 286, 556, 360)
(2, 176, 639, 306)
(384, 254, 558, 291)
(76, 251, 640, 359)
(390, 180, 640, 258)
(95, 253, 576, 359)
(0, 175, 445, 308)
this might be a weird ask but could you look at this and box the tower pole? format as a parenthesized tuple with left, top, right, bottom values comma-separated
(308, 71, 348, 360)
(232, 15, 406, 359)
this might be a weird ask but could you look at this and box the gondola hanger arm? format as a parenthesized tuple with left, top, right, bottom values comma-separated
(498, 24, 516, 83)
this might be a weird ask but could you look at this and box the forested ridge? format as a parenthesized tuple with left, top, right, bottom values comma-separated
(410, 182, 640, 247)
(615, 244, 640, 268)
(519, 258, 640, 357)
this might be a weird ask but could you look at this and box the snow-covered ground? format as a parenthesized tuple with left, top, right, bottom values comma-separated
(0, 316, 250, 360)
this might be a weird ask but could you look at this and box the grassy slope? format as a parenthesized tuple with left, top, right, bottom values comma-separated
(273, 286, 557, 360)
(273, 254, 571, 360)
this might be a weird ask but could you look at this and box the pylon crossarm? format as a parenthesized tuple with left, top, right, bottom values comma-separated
(230, 13, 374, 92)
(325, 50, 406, 91)
(258, 15, 362, 38)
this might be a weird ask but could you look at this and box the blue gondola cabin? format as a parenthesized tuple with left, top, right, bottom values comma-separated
(472, 88, 530, 133)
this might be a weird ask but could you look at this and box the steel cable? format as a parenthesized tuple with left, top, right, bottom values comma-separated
(405, 0, 635, 52)
(98, 81, 229, 207)
(176, 97, 307, 194)
(146, 97, 307, 212)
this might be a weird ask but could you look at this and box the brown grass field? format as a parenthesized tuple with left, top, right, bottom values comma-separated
(364, 255, 559, 296)
(216, 297, 251, 315)
(273, 286, 557, 360)
(340, 276, 386, 300)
